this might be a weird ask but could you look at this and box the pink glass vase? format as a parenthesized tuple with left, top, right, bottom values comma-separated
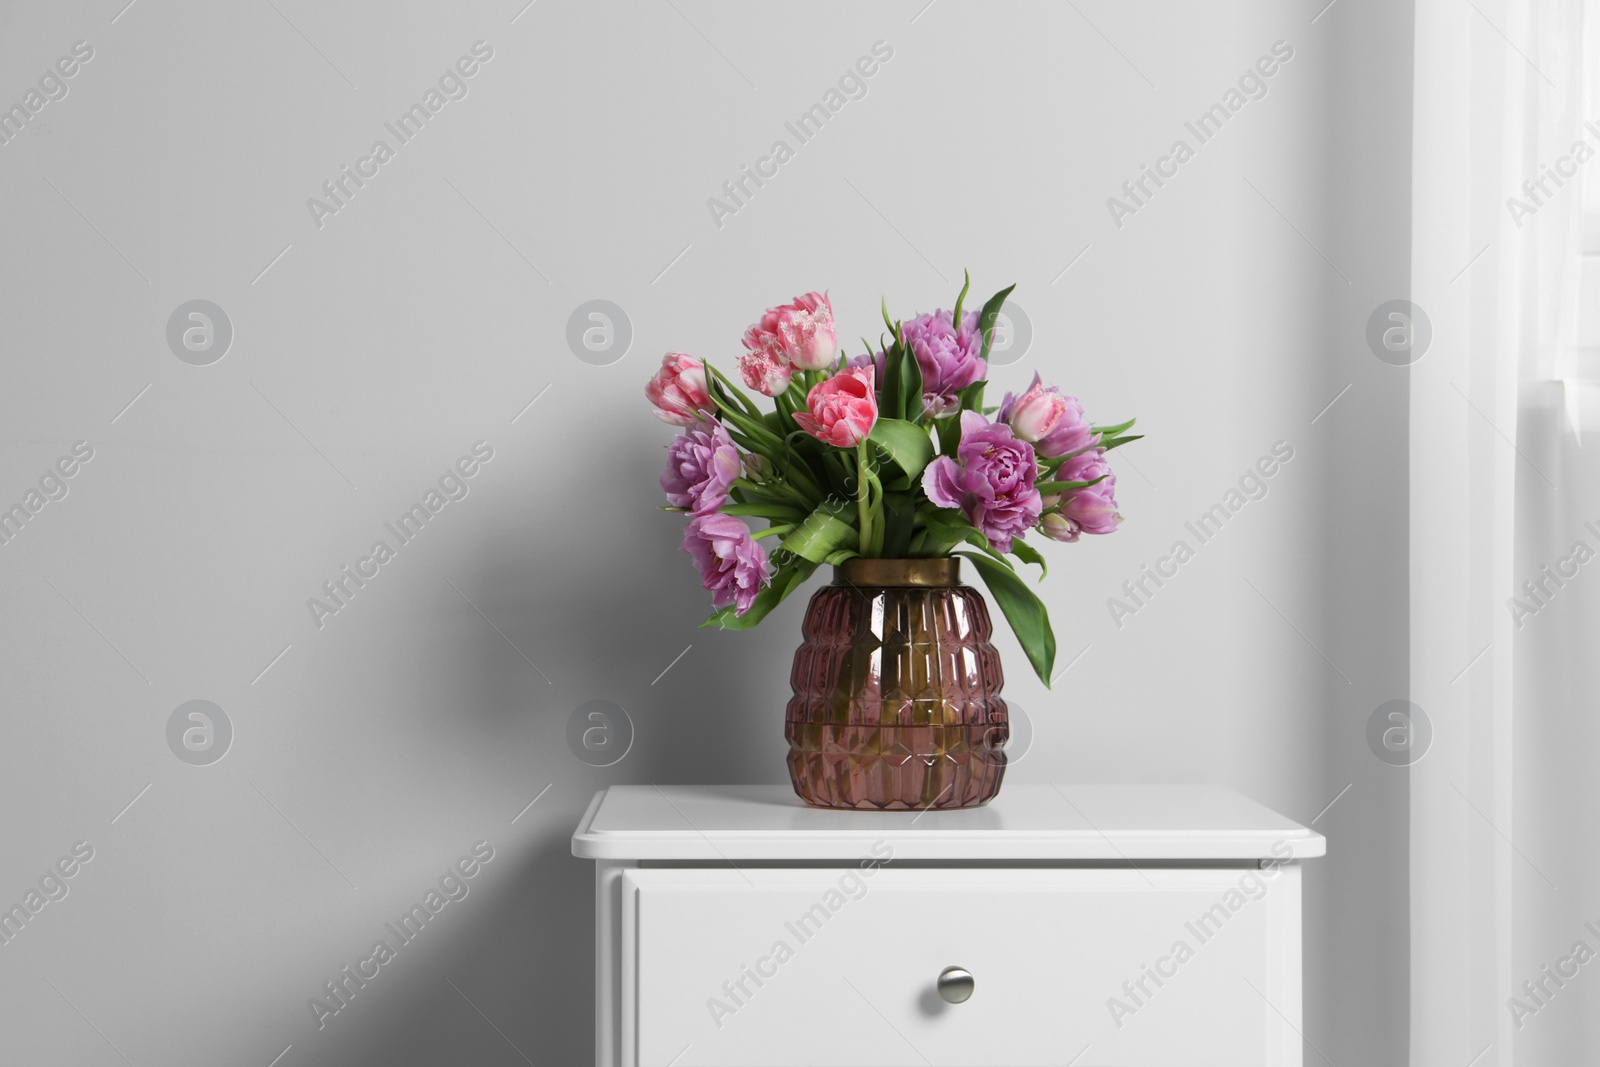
(785, 557, 1008, 810)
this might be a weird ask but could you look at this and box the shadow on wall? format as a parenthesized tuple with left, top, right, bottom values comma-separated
(350, 830, 590, 1066)
(336, 459, 796, 1065)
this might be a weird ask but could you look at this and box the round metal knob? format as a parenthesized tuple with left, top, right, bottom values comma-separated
(937, 966, 975, 1004)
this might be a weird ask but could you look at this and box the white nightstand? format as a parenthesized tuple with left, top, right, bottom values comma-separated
(572, 784, 1324, 1067)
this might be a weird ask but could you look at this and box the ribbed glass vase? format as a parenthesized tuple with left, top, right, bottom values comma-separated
(785, 557, 1008, 810)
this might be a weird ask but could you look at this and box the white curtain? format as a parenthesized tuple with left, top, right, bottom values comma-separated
(1410, 1, 1592, 1064)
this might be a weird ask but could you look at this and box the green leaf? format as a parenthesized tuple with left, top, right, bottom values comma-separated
(780, 500, 858, 564)
(975, 283, 1017, 364)
(1100, 434, 1144, 451)
(764, 408, 792, 437)
(935, 413, 962, 457)
(880, 336, 904, 422)
(751, 524, 794, 540)
(900, 338, 924, 421)
(762, 431, 827, 504)
(720, 502, 807, 521)
(868, 418, 935, 484)
(882, 494, 916, 557)
(1092, 418, 1137, 438)
(958, 380, 985, 414)
(1036, 476, 1108, 495)
(722, 427, 765, 455)
(820, 450, 855, 499)
(864, 465, 885, 556)
(920, 508, 1015, 568)
(1009, 537, 1048, 579)
(702, 360, 766, 420)
(730, 478, 806, 509)
(917, 506, 970, 556)
(958, 551, 1056, 686)
(951, 269, 972, 327)
(707, 377, 783, 451)
(701, 557, 819, 630)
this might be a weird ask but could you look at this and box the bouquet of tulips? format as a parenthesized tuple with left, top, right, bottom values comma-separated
(644, 275, 1139, 686)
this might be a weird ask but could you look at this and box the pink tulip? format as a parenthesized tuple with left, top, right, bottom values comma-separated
(997, 373, 1096, 457)
(645, 353, 713, 426)
(794, 366, 877, 448)
(738, 347, 794, 397)
(743, 291, 838, 374)
(1002, 376, 1068, 442)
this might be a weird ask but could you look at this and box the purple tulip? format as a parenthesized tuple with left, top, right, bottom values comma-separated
(681, 514, 770, 616)
(846, 349, 887, 382)
(1043, 450, 1120, 540)
(921, 411, 1043, 553)
(902, 309, 986, 417)
(661, 419, 741, 516)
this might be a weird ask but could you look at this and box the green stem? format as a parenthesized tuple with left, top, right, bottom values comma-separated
(855, 441, 873, 555)
(865, 468, 884, 556)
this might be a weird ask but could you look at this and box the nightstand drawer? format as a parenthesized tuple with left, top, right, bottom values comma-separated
(619, 866, 1303, 1067)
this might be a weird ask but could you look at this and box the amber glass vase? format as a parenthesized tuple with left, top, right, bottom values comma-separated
(785, 557, 1008, 810)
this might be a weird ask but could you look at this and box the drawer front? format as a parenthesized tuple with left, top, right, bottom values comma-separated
(620, 866, 1301, 1067)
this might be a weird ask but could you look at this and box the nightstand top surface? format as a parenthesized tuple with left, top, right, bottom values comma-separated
(571, 784, 1325, 861)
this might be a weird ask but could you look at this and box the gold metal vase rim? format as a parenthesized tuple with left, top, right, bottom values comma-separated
(834, 557, 962, 587)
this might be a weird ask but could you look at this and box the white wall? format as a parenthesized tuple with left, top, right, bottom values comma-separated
(0, 1, 1410, 1063)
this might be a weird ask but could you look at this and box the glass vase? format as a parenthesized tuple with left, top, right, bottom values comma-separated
(785, 557, 1008, 810)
